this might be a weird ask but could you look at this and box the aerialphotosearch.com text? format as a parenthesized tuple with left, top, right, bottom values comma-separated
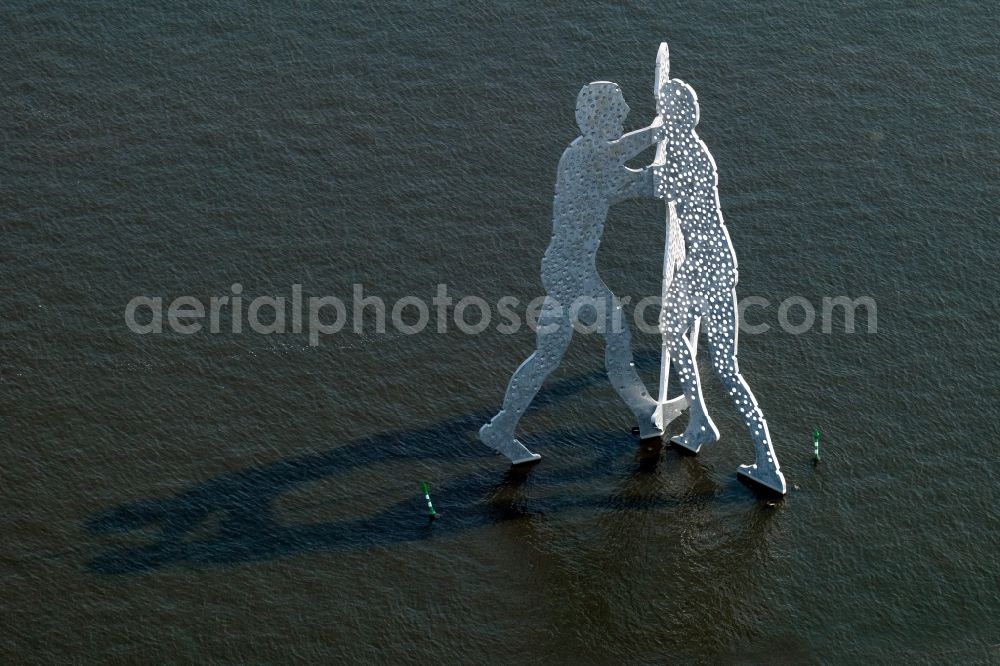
(124, 283, 877, 346)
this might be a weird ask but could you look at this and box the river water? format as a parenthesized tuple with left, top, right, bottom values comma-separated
(2, 1, 997, 662)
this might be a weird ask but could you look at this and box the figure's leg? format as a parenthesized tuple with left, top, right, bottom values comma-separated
(704, 291, 786, 494)
(597, 287, 661, 438)
(662, 287, 719, 453)
(480, 296, 573, 464)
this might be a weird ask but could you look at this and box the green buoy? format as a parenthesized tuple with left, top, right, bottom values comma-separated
(420, 481, 439, 520)
(812, 429, 821, 464)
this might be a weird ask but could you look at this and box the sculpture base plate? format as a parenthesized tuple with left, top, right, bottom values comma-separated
(510, 453, 542, 466)
(736, 465, 787, 496)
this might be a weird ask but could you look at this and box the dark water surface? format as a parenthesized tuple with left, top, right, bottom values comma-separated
(3, 1, 998, 662)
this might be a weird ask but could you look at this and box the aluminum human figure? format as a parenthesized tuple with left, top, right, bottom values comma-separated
(479, 82, 666, 464)
(653, 76, 786, 494)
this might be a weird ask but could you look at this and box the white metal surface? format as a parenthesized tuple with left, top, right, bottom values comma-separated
(652, 43, 785, 494)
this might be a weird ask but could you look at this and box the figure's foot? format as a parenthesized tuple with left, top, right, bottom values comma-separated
(669, 417, 719, 453)
(636, 402, 664, 440)
(736, 463, 787, 495)
(479, 421, 542, 465)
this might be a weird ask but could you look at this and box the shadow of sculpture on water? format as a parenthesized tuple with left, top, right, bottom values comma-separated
(85, 351, 773, 575)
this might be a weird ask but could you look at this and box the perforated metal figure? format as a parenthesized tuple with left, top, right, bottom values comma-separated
(654, 78, 786, 494)
(479, 82, 666, 464)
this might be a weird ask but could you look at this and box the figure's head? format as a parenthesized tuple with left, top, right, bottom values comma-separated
(657, 79, 699, 130)
(575, 82, 629, 139)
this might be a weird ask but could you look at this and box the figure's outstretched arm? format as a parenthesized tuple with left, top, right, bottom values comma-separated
(610, 165, 656, 204)
(610, 116, 665, 162)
